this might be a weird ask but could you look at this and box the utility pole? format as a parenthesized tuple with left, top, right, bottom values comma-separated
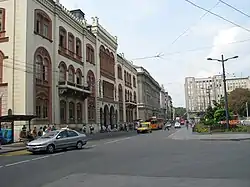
(246, 102, 249, 119)
(207, 54, 238, 129)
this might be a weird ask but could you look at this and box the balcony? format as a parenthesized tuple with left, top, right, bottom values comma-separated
(58, 81, 91, 100)
(58, 46, 83, 65)
(125, 99, 137, 108)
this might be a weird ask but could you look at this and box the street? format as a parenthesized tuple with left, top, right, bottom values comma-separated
(0, 129, 250, 187)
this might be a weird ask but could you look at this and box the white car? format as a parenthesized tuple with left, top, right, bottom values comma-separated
(174, 122, 181, 128)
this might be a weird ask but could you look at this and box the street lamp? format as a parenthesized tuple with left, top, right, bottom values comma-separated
(207, 55, 238, 129)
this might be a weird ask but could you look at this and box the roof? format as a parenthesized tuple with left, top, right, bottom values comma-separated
(0, 115, 37, 122)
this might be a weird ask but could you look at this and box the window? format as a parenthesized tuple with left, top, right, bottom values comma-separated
(68, 66, 75, 83)
(69, 102, 75, 121)
(77, 103, 82, 122)
(43, 100, 48, 118)
(133, 76, 136, 87)
(68, 33, 74, 52)
(34, 9, 52, 40)
(68, 130, 78, 137)
(117, 65, 122, 79)
(60, 100, 66, 123)
(43, 23, 48, 37)
(86, 44, 95, 64)
(59, 26, 66, 48)
(0, 8, 5, 32)
(76, 38, 81, 57)
(43, 58, 49, 81)
(58, 131, 68, 138)
(36, 55, 43, 80)
(34, 47, 51, 121)
(59, 62, 66, 82)
(36, 104, 41, 118)
(76, 69, 82, 85)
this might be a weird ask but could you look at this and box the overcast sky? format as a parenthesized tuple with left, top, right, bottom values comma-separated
(60, 0, 250, 107)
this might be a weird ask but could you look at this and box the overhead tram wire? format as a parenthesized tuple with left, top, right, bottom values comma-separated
(219, 0, 250, 18)
(184, 0, 250, 33)
(170, 1, 221, 46)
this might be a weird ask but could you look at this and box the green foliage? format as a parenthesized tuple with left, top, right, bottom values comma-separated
(174, 107, 186, 118)
(214, 109, 226, 122)
(228, 88, 250, 117)
(194, 124, 209, 133)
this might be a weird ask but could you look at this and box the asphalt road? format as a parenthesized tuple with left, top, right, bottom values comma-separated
(0, 128, 250, 187)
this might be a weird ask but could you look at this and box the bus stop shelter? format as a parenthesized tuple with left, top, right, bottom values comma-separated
(0, 115, 37, 143)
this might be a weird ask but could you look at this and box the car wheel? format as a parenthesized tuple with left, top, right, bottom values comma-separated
(137, 131, 140, 134)
(47, 144, 55, 154)
(76, 141, 83, 149)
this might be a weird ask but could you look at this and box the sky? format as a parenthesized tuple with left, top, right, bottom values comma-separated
(60, 0, 250, 107)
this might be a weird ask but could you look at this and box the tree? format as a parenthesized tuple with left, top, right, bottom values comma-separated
(174, 107, 186, 118)
(228, 88, 250, 117)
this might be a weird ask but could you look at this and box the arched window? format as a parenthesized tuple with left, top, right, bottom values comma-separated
(87, 70, 96, 122)
(87, 70, 95, 95)
(76, 69, 82, 85)
(129, 92, 132, 102)
(68, 32, 74, 52)
(59, 62, 66, 82)
(86, 44, 95, 64)
(68, 65, 75, 83)
(133, 76, 136, 88)
(34, 47, 52, 121)
(76, 38, 82, 57)
(77, 102, 82, 123)
(69, 101, 75, 122)
(60, 100, 66, 123)
(99, 45, 105, 69)
(117, 65, 122, 79)
(134, 91, 136, 103)
(34, 9, 52, 40)
(118, 84, 123, 102)
(110, 52, 115, 75)
(59, 26, 67, 48)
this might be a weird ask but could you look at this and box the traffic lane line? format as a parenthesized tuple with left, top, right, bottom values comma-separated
(0, 135, 133, 169)
(103, 137, 132, 145)
(0, 152, 65, 169)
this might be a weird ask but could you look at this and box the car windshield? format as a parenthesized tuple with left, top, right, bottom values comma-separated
(41, 131, 58, 138)
(140, 123, 148, 128)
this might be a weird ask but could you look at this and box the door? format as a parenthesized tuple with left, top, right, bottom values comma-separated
(67, 130, 80, 147)
(55, 130, 69, 149)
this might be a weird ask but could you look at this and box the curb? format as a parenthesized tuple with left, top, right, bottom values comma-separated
(0, 131, 137, 155)
(199, 138, 250, 141)
(0, 147, 27, 154)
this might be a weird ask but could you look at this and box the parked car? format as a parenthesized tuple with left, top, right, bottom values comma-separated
(174, 122, 181, 128)
(26, 129, 88, 154)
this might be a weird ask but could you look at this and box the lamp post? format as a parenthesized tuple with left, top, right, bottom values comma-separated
(207, 55, 238, 129)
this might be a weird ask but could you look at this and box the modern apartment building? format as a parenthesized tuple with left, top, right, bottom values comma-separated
(185, 75, 250, 113)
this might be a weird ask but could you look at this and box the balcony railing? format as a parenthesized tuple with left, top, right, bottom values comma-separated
(58, 81, 90, 91)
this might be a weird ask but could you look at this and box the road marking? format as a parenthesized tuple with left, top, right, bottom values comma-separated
(31, 155, 50, 161)
(51, 152, 64, 156)
(5, 159, 30, 167)
(104, 137, 131, 144)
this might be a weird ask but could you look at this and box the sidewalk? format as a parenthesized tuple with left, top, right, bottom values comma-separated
(0, 130, 136, 154)
(168, 127, 250, 141)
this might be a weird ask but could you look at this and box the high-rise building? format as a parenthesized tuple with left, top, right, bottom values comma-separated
(185, 75, 250, 113)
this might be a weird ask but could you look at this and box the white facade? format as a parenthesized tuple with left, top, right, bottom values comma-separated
(0, 0, 135, 140)
(185, 75, 250, 113)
